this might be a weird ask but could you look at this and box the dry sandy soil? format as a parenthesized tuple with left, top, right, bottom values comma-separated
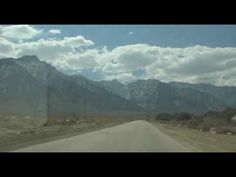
(152, 121, 236, 152)
(0, 116, 127, 152)
(1, 115, 235, 152)
(14, 120, 189, 152)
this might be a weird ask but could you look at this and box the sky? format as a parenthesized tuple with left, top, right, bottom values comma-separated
(0, 25, 236, 86)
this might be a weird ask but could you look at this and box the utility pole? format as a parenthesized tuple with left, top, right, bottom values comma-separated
(46, 68, 52, 125)
(109, 87, 113, 111)
(145, 101, 151, 121)
(145, 102, 148, 121)
(129, 90, 134, 121)
(83, 79, 87, 119)
(130, 109, 133, 121)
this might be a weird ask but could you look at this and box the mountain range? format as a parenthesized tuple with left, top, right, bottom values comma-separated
(0, 56, 141, 118)
(0, 55, 236, 119)
(96, 79, 233, 115)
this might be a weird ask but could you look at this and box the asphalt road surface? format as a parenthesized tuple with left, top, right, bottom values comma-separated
(14, 120, 189, 152)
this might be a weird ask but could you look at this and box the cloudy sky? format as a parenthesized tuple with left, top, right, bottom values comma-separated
(0, 25, 236, 86)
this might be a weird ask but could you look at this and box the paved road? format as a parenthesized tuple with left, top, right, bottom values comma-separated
(14, 120, 189, 152)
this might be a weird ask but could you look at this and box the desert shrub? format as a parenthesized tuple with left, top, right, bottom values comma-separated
(155, 113, 173, 121)
(207, 117, 228, 126)
(215, 126, 236, 134)
(61, 118, 77, 125)
(203, 111, 219, 117)
(43, 118, 59, 126)
(173, 112, 192, 121)
(187, 118, 202, 128)
(217, 108, 236, 123)
(198, 121, 212, 131)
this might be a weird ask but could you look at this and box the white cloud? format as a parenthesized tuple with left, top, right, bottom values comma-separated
(66, 52, 98, 69)
(70, 44, 236, 86)
(105, 72, 136, 84)
(0, 34, 236, 86)
(0, 37, 15, 58)
(14, 36, 94, 61)
(63, 36, 94, 47)
(15, 38, 74, 60)
(48, 29, 61, 35)
(129, 32, 133, 35)
(0, 25, 43, 40)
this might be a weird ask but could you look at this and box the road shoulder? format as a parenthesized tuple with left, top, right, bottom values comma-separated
(152, 121, 236, 152)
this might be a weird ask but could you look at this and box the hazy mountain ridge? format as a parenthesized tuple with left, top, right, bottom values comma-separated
(95, 80, 131, 99)
(0, 55, 235, 117)
(0, 58, 47, 115)
(0, 56, 142, 118)
(169, 81, 236, 107)
(97, 79, 233, 114)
